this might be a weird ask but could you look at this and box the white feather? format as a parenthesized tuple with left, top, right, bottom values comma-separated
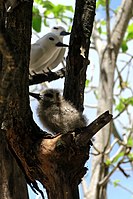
(29, 26, 69, 74)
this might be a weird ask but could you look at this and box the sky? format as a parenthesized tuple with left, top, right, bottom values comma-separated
(29, 0, 133, 199)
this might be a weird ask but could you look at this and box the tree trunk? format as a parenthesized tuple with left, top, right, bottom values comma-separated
(64, 0, 96, 111)
(0, 1, 32, 199)
(47, 177, 79, 199)
(0, 130, 29, 199)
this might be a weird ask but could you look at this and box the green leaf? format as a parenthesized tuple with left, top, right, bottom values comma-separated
(97, 26, 102, 34)
(65, 5, 74, 12)
(85, 79, 90, 87)
(43, 18, 49, 27)
(127, 24, 133, 33)
(32, 6, 40, 14)
(53, 5, 65, 17)
(32, 7, 42, 32)
(115, 97, 133, 112)
(126, 32, 133, 41)
(126, 24, 133, 41)
(43, 0, 55, 10)
(34, 1, 73, 26)
(96, 0, 106, 8)
(127, 137, 133, 147)
(32, 16, 42, 32)
(94, 90, 98, 99)
(44, 10, 52, 16)
(115, 98, 125, 112)
(35, 0, 54, 9)
(34, 0, 42, 4)
(101, 20, 106, 26)
(105, 158, 112, 166)
(129, 97, 133, 105)
(128, 153, 133, 161)
(121, 81, 129, 89)
(113, 179, 120, 187)
(112, 152, 124, 164)
(121, 40, 128, 52)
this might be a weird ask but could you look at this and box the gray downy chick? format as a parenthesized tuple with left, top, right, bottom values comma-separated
(37, 89, 87, 134)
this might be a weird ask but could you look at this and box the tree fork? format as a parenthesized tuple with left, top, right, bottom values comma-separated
(6, 111, 112, 199)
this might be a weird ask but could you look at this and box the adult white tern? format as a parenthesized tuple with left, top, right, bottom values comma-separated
(29, 27, 70, 74)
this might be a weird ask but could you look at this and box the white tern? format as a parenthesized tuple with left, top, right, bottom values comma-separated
(51, 26, 70, 42)
(29, 32, 69, 74)
(29, 27, 70, 74)
(37, 89, 87, 134)
(47, 26, 70, 70)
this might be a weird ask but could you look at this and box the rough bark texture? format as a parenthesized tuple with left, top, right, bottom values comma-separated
(64, 0, 96, 111)
(0, 130, 29, 199)
(0, 2, 30, 199)
(88, 0, 133, 198)
(0, 1, 32, 199)
(29, 68, 65, 85)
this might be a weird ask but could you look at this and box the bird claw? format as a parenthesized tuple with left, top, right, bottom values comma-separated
(47, 67, 53, 74)
(31, 70, 38, 76)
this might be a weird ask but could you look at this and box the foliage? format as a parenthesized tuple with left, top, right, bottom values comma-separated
(32, 0, 74, 32)
(113, 179, 120, 187)
(115, 97, 133, 112)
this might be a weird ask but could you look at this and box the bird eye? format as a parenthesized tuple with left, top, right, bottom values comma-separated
(44, 93, 53, 98)
(49, 37, 54, 41)
(53, 27, 58, 30)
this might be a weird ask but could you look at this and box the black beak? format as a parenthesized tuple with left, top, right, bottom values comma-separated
(56, 42, 69, 47)
(29, 92, 41, 101)
(60, 31, 71, 36)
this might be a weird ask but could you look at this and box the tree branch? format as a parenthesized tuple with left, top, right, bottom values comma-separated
(75, 111, 113, 146)
(92, 22, 103, 56)
(111, 0, 133, 54)
(29, 68, 65, 86)
(64, 0, 96, 111)
(98, 156, 125, 186)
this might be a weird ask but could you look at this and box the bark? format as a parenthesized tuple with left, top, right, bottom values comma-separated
(29, 68, 65, 86)
(0, 1, 32, 199)
(0, 130, 29, 199)
(64, 0, 96, 111)
(36, 112, 112, 199)
(88, 0, 133, 198)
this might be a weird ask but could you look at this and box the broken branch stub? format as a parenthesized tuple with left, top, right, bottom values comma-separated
(36, 111, 112, 198)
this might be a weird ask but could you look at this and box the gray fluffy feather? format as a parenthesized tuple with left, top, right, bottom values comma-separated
(37, 89, 87, 134)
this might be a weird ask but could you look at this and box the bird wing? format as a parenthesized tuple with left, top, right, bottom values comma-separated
(30, 43, 45, 66)
(40, 47, 66, 71)
(49, 47, 65, 70)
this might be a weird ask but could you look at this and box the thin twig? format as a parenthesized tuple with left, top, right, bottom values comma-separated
(98, 157, 125, 186)
(105, 138, 119, 155)
(110, 180, 133, 195)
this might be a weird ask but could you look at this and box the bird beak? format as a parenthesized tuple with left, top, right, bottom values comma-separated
(60, 31, 71, 36)
(56, 42, 69, 47)
(29, 92, 41, 101)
